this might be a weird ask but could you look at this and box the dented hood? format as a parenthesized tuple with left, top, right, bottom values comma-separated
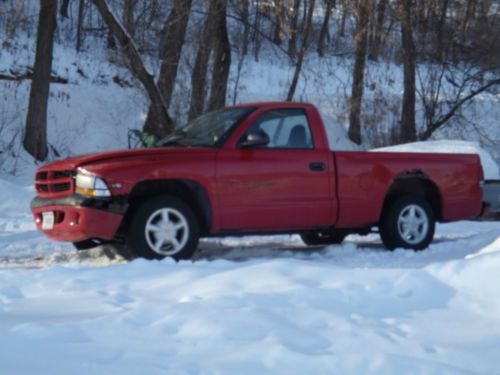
(38, 148, 214, 171)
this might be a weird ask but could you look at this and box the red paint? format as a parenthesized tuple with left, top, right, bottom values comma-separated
(31, 102, 484, 243)
(32, 205, 122, 242)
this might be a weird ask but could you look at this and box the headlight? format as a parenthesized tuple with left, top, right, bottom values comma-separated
(75, 173, 111, 197)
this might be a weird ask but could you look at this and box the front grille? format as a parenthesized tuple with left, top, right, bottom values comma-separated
(35, 169, 74, 198)
(54, 182, 71, 192)
(53, 171, 73, 179)
(36, 171, 48, 180)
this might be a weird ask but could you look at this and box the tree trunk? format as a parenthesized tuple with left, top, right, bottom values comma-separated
(59, 0, 70, 18)
(207, 0, 231, 111)
(461, 0, 476, 40)
(273, 0, 283, 45)
(252, 1, 262, 61)
(400, 0, 417, 143)
(436, 0, 449, 60)
(241, 0, 250, 55)
(76, 0, 85, 51)
(347, 0, 370, 145)
(301, 0, 308, 33)
(91, 0, 173, 137)
(286, 0, 315, 101)
(188, 0, 218, 120)
(340, 0, 349, 37)
(317, 0, 335, 57)
(288, 0, 301, 59)
(23, 0, 58, 161)
(123, 0, 136, 38)
(143, 0, 192, 134)
(106, 26, 116, 49)
(368, 0, 386, 61)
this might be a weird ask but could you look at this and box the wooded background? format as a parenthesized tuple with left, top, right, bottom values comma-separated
(1, 0, 499, 161)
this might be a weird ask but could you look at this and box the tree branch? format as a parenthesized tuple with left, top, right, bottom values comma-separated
(91, 0, 173, 137)
(419, 78, 500, 140)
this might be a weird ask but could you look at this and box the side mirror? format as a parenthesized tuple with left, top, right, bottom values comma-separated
(239, 130, 270, 148)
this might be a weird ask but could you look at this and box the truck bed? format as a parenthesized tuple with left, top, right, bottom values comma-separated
(333, 151, 483, 228)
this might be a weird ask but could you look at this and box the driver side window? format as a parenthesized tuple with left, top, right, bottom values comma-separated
(245, 109, 314, 149)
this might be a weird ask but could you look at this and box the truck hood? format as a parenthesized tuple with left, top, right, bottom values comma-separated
(38, 148, 215, 171)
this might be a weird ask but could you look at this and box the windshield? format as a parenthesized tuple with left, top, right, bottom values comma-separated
(156, 107, 254, 148)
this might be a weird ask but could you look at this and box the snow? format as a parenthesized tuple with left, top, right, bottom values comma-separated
(320, 112, 361, 151)
(373, 140, 500, 180)
(1, 11, 500, 375)
(1, 175, 500, 374)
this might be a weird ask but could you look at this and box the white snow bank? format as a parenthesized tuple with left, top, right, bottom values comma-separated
(1, 238, 500, 374)
(1, 177, 500, 373)
(320, 113, 361, 151)
(372, 140, 500, 180)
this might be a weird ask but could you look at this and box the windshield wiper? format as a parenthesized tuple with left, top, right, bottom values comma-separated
(156, 138, 187, 147)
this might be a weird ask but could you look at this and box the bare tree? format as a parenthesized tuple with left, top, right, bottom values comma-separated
(76, 0, 86, 51)
(92, 0, 173, 137)
(339, 0, 349, 36)
(207, 0, 231, 111)
(435, 0, 449, 60)
(286, 0, 315, 101)
(123, 0, 137, 38)
(188, 0, 219, 120)
(287, 0, 301, 59)
(252, 0, 263, 61)
(461, 0, 477, 40)
(317, 0, 335, 57)
(23, 0, 58, 161)
(418, 65, 500, 141)
(347, 0, 370, 145)
(368, 0, 386, 61)
(399, 0, 417, 143)
(241, 0, 250, 55)
(143, 0, 193, 134)
(60, 0, 70, 18)
(272, 0, 285, 45)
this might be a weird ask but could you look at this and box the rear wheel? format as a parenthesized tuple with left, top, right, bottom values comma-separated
(126, 196, 199, 260)
(301, 230, 347, 246)
(379, 194, 435, 250)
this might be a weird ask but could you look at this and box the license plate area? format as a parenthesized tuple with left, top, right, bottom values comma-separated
(42, 212, 55, 230)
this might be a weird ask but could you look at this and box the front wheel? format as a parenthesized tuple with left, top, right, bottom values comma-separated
(379, 195, 435, 250)
(126, 196, 200, 260)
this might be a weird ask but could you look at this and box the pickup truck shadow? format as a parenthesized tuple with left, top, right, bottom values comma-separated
(192, 231, 486, 269)
(0, 230, 491, 270)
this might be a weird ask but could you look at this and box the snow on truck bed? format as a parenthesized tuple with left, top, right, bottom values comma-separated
(1, 171, 500, 373)
(372, 140, 500, 180)
(320, 114, 500, 180)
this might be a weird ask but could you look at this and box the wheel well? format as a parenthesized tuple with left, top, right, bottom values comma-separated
(124, 179, 212, 235)
(381, 173, 442, 222)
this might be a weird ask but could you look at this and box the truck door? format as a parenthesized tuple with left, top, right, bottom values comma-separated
(216, 108, 333, 231)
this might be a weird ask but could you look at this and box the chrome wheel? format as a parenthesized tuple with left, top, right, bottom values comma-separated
(145, 208, 189, 256)
(397, 204, 429, 245)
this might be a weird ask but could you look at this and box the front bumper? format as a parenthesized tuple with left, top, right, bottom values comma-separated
(31, 194, 126, 242)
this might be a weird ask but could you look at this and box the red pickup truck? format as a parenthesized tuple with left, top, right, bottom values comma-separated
(31, 102, 484, 260)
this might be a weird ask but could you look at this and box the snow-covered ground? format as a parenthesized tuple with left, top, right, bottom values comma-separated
(1, 10, 500, 373)
(1, 175, 500, 374)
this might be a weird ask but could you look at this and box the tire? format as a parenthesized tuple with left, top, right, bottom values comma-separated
(126, 196, 199, 260)
(73, 239, 101, 250)
(379, 194, 435, 250)
(301, 230, 347, 246)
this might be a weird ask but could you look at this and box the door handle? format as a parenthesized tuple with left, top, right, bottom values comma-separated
(309, 162, 326, 172)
